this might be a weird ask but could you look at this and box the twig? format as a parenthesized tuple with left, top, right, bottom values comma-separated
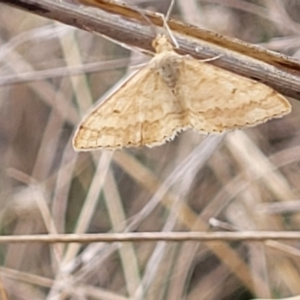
(0, 231, 300, 243)
(1, 0, 300, 100)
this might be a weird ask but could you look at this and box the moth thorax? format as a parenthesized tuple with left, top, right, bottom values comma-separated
(157, 57, 180, 91)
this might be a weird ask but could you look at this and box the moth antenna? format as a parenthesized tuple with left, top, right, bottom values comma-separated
(166, 0, 176, 20)
(98, 32, 154, 56)
(128, 0, 179, 50)
(162, 16, 179, 49)
(200, 54, 223, 63)
(160, 0, 179, 49)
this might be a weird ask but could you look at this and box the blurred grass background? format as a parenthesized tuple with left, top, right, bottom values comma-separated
(0, 0, 299, 299)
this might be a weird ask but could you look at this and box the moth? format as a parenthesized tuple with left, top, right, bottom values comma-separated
(73, 35, 291, 150)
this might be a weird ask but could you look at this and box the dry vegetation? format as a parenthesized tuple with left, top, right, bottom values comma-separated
(0, 0, 299, 299)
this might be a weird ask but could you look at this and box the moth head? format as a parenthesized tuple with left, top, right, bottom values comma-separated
(152, 34, 174, 53)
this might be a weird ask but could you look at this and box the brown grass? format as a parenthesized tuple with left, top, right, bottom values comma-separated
(0, 0, 299, 299)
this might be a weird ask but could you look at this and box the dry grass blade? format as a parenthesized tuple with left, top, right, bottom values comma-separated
(0, 0, 299, 300)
